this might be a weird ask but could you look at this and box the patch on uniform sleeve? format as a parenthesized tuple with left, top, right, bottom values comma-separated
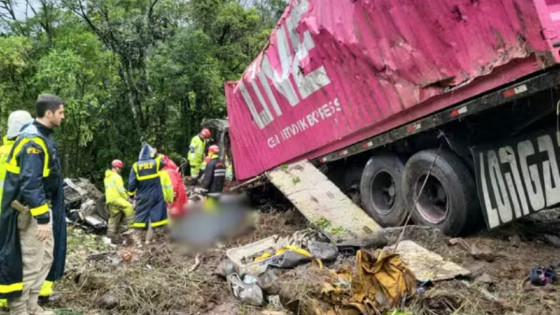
(189, 146, 195, 153)
(26, 147, 41, 155)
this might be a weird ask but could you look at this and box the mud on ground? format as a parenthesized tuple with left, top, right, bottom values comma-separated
(51, 209, 306, 315)
(50, 208, 559, 315)
(386, 210, 560, 315)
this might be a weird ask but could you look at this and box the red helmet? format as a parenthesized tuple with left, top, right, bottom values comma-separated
(200, 128, 211, 139)
(111, 159, 124, 168)
(208, 145, 220, 155)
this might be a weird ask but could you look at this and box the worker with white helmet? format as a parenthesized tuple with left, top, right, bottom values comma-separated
(0, 110, 34, 164)
(0, 111, 34, 310)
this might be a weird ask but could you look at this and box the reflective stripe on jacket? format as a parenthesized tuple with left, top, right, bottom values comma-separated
(128, 148, 168, 229)
(159, 170, 174, 204)
(0, 121, 67, 298)
(201, 154, 226, 195)
(0, 136, 15, 211)
(188, 135, 206, 176)
(104, 170, 127, 204)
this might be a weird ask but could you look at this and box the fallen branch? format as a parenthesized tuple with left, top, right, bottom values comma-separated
(188, 254, 202, 273)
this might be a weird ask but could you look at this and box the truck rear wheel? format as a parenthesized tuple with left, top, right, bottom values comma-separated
(360, 154, 407, 226)
(402, 149, 480, 236)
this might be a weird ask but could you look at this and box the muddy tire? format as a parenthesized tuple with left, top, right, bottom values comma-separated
(402, 149, 481, 236)
(360, 154, 407, 227)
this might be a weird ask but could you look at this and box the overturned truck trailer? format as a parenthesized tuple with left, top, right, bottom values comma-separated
(226, 0, 560, 235)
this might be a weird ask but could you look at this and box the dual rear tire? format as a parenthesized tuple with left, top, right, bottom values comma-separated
(359, 150, 481, 236)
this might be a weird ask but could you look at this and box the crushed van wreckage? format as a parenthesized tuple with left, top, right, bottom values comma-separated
(64, 178, 109, 233)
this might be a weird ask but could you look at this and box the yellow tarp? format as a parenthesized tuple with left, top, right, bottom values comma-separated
(317, 249, 416, 315)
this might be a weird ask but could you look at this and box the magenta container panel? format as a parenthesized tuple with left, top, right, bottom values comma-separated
(227, 0, 560, 180)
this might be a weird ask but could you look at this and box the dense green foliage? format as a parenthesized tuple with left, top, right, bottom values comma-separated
(0, 0, 286, 184)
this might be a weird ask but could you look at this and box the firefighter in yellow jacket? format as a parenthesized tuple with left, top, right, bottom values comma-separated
(188, 128, 211, 184)
(104, 159, 134, 237)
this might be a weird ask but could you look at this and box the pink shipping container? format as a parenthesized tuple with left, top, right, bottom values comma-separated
(226, 0, 560, 180)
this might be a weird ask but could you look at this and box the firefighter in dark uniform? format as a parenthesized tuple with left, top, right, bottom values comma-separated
(200, 145, 226, 210)
(128, 144, 168, 245)
(0, 94, 67, 315)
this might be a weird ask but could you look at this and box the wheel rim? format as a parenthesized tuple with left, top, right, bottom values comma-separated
(414, 173, 449, 224)
(371, 170, 397, 215)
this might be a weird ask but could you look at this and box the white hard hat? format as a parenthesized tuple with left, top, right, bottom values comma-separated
(7, 110, 33, 139)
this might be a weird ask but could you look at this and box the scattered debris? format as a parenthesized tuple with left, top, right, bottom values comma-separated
(188, 253, 202, 273)
(64, 178, 108, 233)
(227, 236, 284, 276)
(324, 250, 416, 314)
(227, 229, 328, 276)
(53, 201, 560, 315)
(215, 259, 236, 278)
(267, 295, 284, 313)
(307, 242, 338, 261)
(475, 273, 494, 285)
(267, 160, 386, 247)
(544, 234, 560, 248)
(86, 251, 112, 262)
(257, 270, 281, 295)
(509, 234, 521, 248)
(448, 237, 498, 262)
(268, 247, 312, 269)
(98, 292, 118, 309)
(276, 249, 416, 314)
(387, 240, 471, 281)
(529, 266, 558, 286)
(228, 273, 264, 306)
(384, 225, 447, 251)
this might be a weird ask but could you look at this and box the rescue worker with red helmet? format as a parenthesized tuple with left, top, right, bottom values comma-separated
(200, 145, 226, 200)
(104, 159, 133, 237)
(188, 128, 211, 184)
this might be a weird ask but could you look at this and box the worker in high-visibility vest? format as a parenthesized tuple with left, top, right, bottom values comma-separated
(104, 159, 134, 238)
(0, 95, 67, 315)
(187, 128, 211, 184)
(0, 110, 34, 310)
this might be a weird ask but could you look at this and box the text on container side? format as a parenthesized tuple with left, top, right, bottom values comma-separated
(267, 97, 342, 148)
